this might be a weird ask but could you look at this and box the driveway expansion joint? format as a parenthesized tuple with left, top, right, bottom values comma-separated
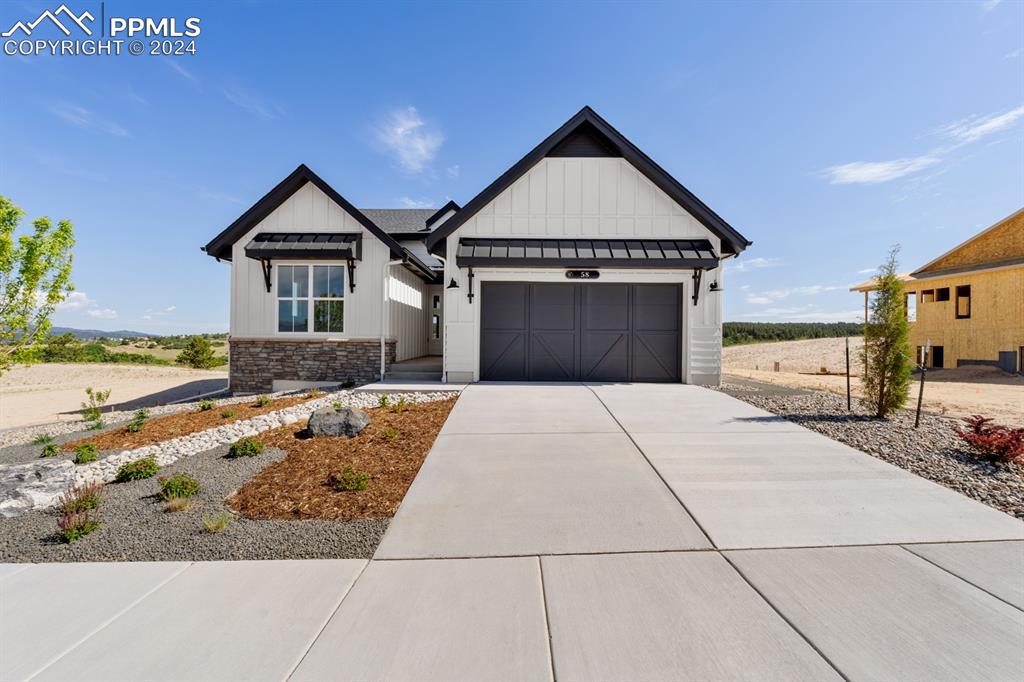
(584, 383, 717, 548)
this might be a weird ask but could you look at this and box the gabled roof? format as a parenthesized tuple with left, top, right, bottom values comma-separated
(360, 209, 436, 233)
(424, 106, 751, 256)
(202, 164, 408, 261)
(912, 207, 1024, 276)
(425, 200, 460, 228)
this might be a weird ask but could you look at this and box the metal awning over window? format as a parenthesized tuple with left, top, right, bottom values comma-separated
(245, 233, 363, 294)
(455, 238, 718, 269)
(244, 232, 362, 260)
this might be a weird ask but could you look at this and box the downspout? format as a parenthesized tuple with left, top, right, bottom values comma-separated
(381, 258, 404, 381)
(432, 254, 449, 384)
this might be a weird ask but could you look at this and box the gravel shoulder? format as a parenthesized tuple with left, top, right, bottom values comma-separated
(719, 379, 1024, 520)
(0, 441, 387, 563)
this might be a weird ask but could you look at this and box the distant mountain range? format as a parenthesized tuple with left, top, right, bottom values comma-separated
(51, 326, 157, 339)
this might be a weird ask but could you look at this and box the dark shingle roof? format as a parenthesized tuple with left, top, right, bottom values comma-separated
(360, 209, 435, 234)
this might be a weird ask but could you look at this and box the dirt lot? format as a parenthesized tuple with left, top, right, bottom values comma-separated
(724, 338, 1024, 426)
(0, 363, 228, 429)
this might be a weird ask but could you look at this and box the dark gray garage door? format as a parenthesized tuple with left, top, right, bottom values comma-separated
(480, 282, 681, 382)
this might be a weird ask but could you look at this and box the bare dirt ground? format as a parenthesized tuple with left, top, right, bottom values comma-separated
(0, 363, 228, 430)
(724, 338, 1024, 426)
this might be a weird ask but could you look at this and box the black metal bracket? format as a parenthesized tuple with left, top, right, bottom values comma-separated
(467, 267, 475, 303)
(260, 259, 272, 293)
(346, 258, 356, 292)
(692, 269, 703, 306)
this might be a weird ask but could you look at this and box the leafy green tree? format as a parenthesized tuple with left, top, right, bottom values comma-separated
(860, 246, 912, 418)
(0, 196, 75, 374)
(176, 336, 218, 369)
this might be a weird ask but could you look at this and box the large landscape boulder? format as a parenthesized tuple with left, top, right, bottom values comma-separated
(307, 406, 370, 438)
(0, 459, 76, 517)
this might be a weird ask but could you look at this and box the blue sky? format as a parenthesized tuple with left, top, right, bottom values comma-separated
(1, 0, 1021, 333)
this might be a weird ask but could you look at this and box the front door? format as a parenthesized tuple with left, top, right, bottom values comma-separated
(428, 286, 443, 355)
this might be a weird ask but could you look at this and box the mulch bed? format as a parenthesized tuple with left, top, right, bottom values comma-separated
(227, 398, 457, 520)
(63, 395, 314, 452)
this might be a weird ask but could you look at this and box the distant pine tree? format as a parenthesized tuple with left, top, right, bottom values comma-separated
(860, 247, 912, 418)
(175, 336, 217, 369)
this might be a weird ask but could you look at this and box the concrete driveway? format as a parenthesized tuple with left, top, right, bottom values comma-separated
(3, 383, 1022, 681)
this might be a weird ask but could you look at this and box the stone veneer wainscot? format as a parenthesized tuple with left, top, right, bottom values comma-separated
(229, 338, 396, 393)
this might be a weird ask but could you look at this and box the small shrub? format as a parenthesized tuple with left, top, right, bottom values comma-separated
(377, 395, 390, 408)
(32, 434, 54, 446)
(87, 419, 104, 430)
(59, 482, 103, 514)
(115, 457, 159, 482)
(329, 467, 370, 492)
(228, 437, 264, 458)
(332, 401, 343, 410)
(220, 409, 237, 419)
(197, 399, 216, 412)
(202, 512, 233, 533)
(40, 442, 59, 458)
(254, 395, 271, 407)
(159, 473, 200, 500)
(58, 511, 99, 543)
(125, 408, 149, 433)
(957, 416, 1024, 465)
(393, 396, 408, 413)
(73, 443, 99, 464)
(165, 496, 196, 513)
(380, 427, 399, 441)
(341, 378, 355, 389)
(81, 387, 111, 422)
(306, 388, 323, 399)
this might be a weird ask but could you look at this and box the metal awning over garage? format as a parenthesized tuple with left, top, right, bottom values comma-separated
(244, 232, 362, 260)
(456, 238, 718, 268)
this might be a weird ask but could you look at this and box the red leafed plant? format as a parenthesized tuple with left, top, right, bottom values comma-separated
(957, 416, 1024, 465)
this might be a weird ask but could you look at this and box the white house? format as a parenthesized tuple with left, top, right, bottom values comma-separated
(203, 107, 751, 392)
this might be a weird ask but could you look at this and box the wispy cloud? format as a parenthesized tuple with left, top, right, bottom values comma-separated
(87, 308, 118, 320)
(446, 165, 460, 178)
(1005, 48, 1022, 59)
(57, 291, 95, 310)
(35, 154, 108, 182)
(164, 58, 198, 84)
(935, 105, 1024, 144)
(982, 0, 1003, 13)
(198, 188, 246, 205)
(375, 107, 443, 173)
(744, 284, 846, 305)
(824, 156, 941, 185)
(398, 197, 435, 208)
(223, 87, 282, 119)
(728, 257, 782, 273)
(856, 267, 877, 274)
(50, 103, 129, 137)
(823, 103, 1024, 186)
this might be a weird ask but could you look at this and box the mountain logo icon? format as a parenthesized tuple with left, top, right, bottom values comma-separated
(3, 4, 95, 37)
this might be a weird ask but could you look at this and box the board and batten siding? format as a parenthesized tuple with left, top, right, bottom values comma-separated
(230, 182, 426, 360)
(442, 157, 724, 383)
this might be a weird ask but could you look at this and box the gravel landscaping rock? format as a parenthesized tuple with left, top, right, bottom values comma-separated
(0, 443, 388, 562)
(718, 381, 1024, 520)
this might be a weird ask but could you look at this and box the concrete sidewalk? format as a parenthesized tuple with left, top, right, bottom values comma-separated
(3, 383, 1022, 681)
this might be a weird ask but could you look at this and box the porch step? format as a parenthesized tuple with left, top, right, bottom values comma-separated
(385, 370, 443, 381)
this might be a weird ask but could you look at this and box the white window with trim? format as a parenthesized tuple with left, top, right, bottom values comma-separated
(277, 264, 345, 333)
